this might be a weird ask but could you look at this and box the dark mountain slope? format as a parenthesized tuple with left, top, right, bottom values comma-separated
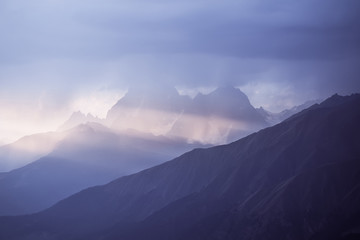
(100, 94, 360, 240)
(0, 94, 359, 240)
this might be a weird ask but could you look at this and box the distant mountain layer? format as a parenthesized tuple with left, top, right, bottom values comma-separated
(256, 99, 321, 124)
(0, 93, 359, 240)
(57, 111, 104, 132)
(0, 85, 269, 216)
(0, 85, 318, 170)
(0, 123, 201, 216)
(62, 86, 319, 144)
(107, 85, 269, 144)
(0, 132, 65, 171)
(0, 85, 310, 173)
(0, 86, 324, 218)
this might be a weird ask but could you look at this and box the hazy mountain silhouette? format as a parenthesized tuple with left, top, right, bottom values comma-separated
(107, 85, 191, 120)
(0, 132, 65, 172)
(0, 85, 270, 216)
(168, 86, 269, 144)
(0, 85, 276, 174)
(107, 85, 271, 144)
(0, 123, 201, 216)
(192, 85, 266, 122)
(106, 85, 192, 135)
(0, 93, 359, 240)
(58, 111, 104, 131)
(257, 99, 321, 124)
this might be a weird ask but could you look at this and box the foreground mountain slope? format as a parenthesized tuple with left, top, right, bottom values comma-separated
(0, 94, 359, 240)
(101, 94, 360, 240)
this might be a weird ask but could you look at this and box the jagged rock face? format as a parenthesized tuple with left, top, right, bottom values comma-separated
(0, 94, 359, 240)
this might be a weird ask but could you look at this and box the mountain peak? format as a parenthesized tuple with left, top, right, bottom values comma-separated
(58, 111, 103, 132)
(318, 93, 360, 108)
(211, 85, 249, 101)
(70, 111, 86, 119)
(215, 84, 242, 92)
(191, 86, 261, 120)
(108, 84, 189, 114)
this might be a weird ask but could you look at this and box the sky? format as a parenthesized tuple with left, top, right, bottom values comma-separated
(1, 0, 360, 144)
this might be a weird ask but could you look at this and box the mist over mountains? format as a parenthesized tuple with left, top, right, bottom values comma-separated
(0, 123, 203, 216)
(169, 86, 268, 143)
(57, 112, 104, 132)
(1, 86, 258, 171)
(0, 93, 358, 240)
(0, 86, 261, 215)
(59, 85, 311, 144)
(0, 132, 65, 172)
(1, 0, 360, 238)
(0, 86, 322, 217)
(0, 86, 316, 172)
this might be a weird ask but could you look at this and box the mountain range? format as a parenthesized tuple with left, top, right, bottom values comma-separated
(0, 93, 358, 240)
(62, 85, 313, 144)
(0, 86, 321, 217)
(107, 85, 269, 144)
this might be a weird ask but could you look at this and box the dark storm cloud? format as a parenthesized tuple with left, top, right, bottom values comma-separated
(70, 0, 360, 60)
(0, 0, 360, 101)
(2, 0, 359, 59)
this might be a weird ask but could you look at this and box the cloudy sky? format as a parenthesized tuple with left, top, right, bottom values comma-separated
(1, 0, 360, 144)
